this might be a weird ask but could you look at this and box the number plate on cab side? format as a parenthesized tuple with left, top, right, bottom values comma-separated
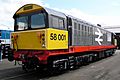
(46, 28, 68, 50)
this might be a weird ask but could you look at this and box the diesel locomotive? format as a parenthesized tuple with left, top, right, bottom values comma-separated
(0, 29, 12, 58)
(8, 4, 116, 72)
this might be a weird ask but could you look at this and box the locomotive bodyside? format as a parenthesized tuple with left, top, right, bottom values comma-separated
(70, 17, 114, 46)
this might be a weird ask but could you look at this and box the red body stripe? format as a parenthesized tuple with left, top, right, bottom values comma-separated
(13, 45, 116, 64)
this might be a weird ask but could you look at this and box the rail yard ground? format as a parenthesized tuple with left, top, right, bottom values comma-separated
(0, 50, 120, 80)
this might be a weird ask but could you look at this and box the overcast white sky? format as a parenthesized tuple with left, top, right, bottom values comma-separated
(0, 0, 120, 30)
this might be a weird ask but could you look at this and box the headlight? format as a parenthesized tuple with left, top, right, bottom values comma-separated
(42, 43, 45, 47)
(41, 33, 45, 48)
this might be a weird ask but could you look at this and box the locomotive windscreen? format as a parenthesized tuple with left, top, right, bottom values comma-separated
(15, 12, 46, 31)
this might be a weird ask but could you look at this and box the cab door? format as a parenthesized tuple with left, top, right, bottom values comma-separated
(67, 17, 72, 46)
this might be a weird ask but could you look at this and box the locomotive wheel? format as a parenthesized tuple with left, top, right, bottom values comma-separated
(22, 63, 29, 72)
(22, 57, 40, 72)
(47, 57, 57, 75)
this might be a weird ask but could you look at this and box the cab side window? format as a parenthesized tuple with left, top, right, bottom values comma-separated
(51, 15, 64, 29)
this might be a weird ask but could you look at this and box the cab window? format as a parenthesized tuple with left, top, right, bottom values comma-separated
(31, 13, 45, 29)
(16, 16, 28, 30)
(15, 11, 47, 31)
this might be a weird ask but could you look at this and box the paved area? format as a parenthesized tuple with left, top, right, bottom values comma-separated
(0, 59, 20, 70)
(0, 50, 120, 80)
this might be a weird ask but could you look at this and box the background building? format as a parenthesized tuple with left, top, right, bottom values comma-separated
(103, 26, 120, 49)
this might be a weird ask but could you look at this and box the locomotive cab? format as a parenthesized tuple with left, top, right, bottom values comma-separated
(12, 4, 68, 51)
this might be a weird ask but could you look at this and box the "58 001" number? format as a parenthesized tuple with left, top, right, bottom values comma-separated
(50, 33, 66, 41)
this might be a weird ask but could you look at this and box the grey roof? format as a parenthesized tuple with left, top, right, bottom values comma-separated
(44, 7, 66, 18)
(103, 26, 120, 33)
